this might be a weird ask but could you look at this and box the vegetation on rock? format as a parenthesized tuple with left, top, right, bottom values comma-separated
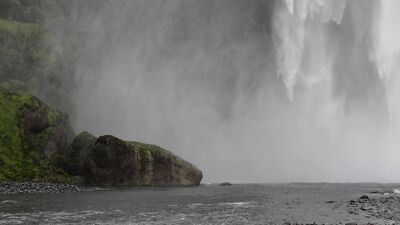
(0, 19, 49, 94)
(0, 0, 44, 23)
(0, 2, 204, 187)
(0, 87, 74, 181)
(0, 1, 112, 113)
(0, 88, 202, 186)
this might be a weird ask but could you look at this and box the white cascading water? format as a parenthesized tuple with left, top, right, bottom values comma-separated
(57, 0, 400, 182)
(272, 0, 400, 181)
(375, 1, 400, 130)
(273, 0, 346, 100)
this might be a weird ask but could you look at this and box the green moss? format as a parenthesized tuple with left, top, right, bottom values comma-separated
(127, 141, 185, 165)
(0, 19, 40, 33)
(46, 109, 59, 125)
(0, 87, 70, 182)
(129, 141, 168, 155)
(0, 88, 40, 180)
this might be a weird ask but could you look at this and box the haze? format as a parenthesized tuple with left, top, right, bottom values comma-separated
(44, 0, 400, 183)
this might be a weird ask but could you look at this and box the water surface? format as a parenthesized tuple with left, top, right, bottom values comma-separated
(0, 183, 398, 224)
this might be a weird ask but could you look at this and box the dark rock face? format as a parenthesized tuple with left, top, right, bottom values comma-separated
(219, 182, 232, 186)
(359, 195, 369, 200)
(84, 135, 136, 186)
(0, 88, 202, 186)
(0, 87, 74, 181)
(64, 132, 95, 176)
(65, 133, 203, 187)
(21, 96, 74, 159)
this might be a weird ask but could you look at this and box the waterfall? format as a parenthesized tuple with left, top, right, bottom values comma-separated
(272, 0, 346, 99)
(272, 0, 400, 143)
(270, 0, 400, 181)
(50, 0, 400, 182)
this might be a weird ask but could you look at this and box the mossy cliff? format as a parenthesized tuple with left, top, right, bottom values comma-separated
(0, 88, 202, 186)
(65, 133, 203, 187)
(0, 87, 74, 181)
(0, 2, 203, 187)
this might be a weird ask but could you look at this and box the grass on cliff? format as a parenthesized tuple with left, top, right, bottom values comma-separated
(0, 19, 50, 94)
(127, 140, 189, 167)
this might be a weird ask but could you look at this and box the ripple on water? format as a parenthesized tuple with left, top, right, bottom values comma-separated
(220, 201, 256, 207)
(0, 200, 18, 205)
(0, 210, 105, 225)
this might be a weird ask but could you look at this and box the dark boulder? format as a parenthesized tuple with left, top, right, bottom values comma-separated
(63, 132, 96, 176)
(65, 133, 203, 187)
(359, 195, 369, 200)
(219, 182, 232, 186)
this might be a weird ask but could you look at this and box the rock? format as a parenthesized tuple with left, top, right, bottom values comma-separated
(0, 87, 202, 187)
(219, 182, 232, 186)
(359, 195, 369, 200)
(20, 96, 74, 159)
(0, 87, 74, 181)
(64, 132, 96, 176)
(360, 205, 372, 211)
(65, 133, 203, 187)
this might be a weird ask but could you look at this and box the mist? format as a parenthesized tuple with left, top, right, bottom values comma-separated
(44, 0, 400, 183)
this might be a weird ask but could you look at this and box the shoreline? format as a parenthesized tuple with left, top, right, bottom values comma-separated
(0, 182, 201, 194)
(0, 181, 88, 194)
(2, 181, 400, 194)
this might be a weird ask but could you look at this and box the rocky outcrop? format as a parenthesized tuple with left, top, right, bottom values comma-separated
(0, 87, 202, 187)
(63, 131, 95, 176)
(20, 95, 74, 160)
(0, 87, 74, 181)
(65, 133, 203, 187)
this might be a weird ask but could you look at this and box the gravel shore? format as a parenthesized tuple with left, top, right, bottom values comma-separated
(0, 182, 87, 194)
(347, 194, 400, 222)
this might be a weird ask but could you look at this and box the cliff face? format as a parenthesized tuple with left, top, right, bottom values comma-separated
(0, 87, 74, 181)
(0, 88, 202, 186)
(65, 133, 203, 187)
